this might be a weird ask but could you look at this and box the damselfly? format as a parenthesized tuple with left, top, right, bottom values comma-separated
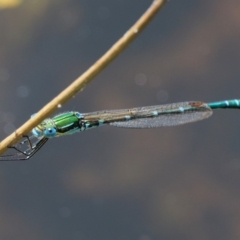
(0, 99, 239, 161)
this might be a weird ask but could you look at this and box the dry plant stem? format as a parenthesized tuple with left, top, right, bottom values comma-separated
(0, 0, 167, 155)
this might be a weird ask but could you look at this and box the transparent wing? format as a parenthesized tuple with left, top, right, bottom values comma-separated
(86, 101, 213, 128)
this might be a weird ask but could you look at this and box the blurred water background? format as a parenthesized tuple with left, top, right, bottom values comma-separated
(0, 0, 240, 239)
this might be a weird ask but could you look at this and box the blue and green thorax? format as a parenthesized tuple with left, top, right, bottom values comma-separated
(32, 111, 84, 138)
(31, 111, 108, 138)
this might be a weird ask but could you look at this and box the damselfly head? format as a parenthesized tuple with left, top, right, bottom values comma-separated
(43, 127, 57, 137)
(32, 118, 57, 138)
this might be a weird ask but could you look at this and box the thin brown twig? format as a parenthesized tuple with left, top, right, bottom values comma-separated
(0, 0, 167, 155)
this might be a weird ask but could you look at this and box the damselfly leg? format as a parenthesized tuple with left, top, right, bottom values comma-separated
(0, 135, 48, 161)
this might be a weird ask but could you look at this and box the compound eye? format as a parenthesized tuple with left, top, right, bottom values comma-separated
(32, 127, 43, 137)
(43, 127, 57, 137)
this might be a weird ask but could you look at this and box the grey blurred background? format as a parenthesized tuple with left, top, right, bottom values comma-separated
(0, 0, 240, 239)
